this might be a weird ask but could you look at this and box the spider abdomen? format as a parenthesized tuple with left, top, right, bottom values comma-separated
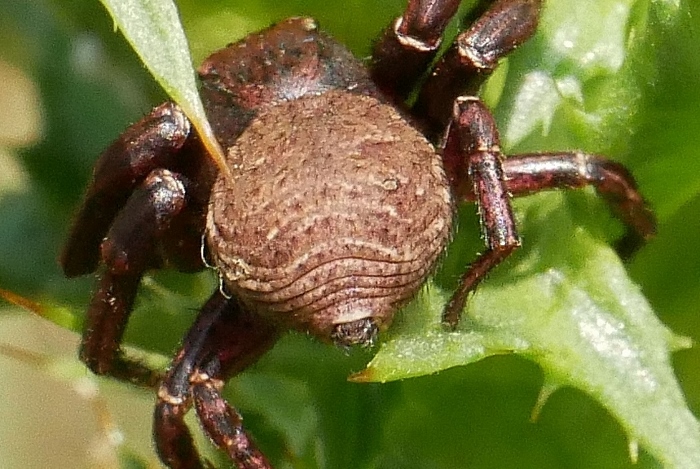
(207, 90, 453, 340)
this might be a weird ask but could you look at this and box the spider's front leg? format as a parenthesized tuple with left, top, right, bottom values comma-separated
(155, 292, 279, 469)
(60, 102, 212, 387)
(415, 0, 542, 130)
(372, 0, 541, 125)
(61, 102, 192, 276)
(371, 0, 461, 100)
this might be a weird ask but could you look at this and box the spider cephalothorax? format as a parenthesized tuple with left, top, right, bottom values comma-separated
(61, 1, 655, 468)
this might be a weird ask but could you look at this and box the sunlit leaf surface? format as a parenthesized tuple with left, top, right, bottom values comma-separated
(99, 0, 230, 176)
(1, 0, 699, 467)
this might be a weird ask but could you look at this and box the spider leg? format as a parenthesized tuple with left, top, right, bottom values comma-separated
(415, 0, 542, 132)
(155, 292, 279, 469)
(191, 368, 269, 469)
(371, 0, 462, 101)
(501, 152, 656, 257)
(442, 97, 520, 328)
(64, 101, 216, 387)
(60, 102, 192, 277)
(80, 168, 190, 387)
(442, 98, 656, 327)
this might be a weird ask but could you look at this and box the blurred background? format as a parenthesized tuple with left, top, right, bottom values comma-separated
(1, 0, 699, 468)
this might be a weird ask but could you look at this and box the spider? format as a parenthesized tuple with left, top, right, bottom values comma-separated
(60, 0, 655, 467)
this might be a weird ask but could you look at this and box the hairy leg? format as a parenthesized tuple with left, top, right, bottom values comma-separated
(61, 102, 192, 277)
(80, 168, 190, 387)
(441, 98, 655, 327)
(371, 0, 462, 100)
(441, 97, 520, 327)
(155, 292, 279, 469)
(415, 0, 542, 132)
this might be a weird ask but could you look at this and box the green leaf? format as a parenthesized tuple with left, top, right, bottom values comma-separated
(98, 0, 232, 177)
(359, 202, 700, 466)
(2, 0, 699, 468)
(357, 0, 700, 466)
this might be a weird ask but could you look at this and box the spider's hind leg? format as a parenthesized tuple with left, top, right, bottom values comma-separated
(62, 101, 217, 388)
(155, 292, 280, 469)
(441, 97, 521, 328)
(502, 152, 656, 257)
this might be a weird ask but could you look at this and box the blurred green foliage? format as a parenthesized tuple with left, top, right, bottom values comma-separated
(1, 0, 699, 468)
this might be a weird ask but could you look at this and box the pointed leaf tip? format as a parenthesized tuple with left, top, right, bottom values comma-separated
(98, 0, 232, 180)
(530, 380, 560, 422)
(0, 288, 81, 331)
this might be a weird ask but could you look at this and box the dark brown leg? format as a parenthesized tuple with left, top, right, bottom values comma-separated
(80, 168, 189, 388)
(155, 293, 230, 469)
(61, 102, 191, 277)
(441, 98, 656, 327)
(191, 374, 270, 469)
(371, 0, 462, 101)
(155, 292, 279, 469)
(442, 97, 520, 328)
(502, 152, 656, 256)
(80, 271, 160, 387)
(415, 0, 542, 131)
